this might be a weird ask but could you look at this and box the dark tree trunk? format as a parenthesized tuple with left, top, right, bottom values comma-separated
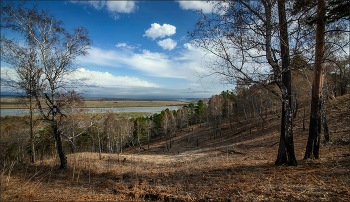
(303, 106, 306, 131)
(322, 96, 330, 142)
(276, 99, 297, 166)
(275, 0, 297, 166)
(305, 114, 321, 159)
(98, 128, 102, 160)
(54, 122, 67, 169)
(169, 132, 172, 149)
(148, 131, 150, 150)
(292, 92, 298, 119)
(304, 0, 325, 159)
(227, 111, 232, 129)
(340, 79, 346, 96)
(29, 95, 35, 163)
(196, 130, 199, 147)
(165, 131, 168, 150)
(265, 91, 268, 119)
(243, 104, 251, 134)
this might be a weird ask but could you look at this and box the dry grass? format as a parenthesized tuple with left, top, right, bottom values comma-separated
(1, 95, 349, 201)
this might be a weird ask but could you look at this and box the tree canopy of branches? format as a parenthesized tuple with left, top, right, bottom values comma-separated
(293, 0, 350, 24)
(1, 39, 45, 163)
(189, 0, 297, 165)
(292, 0, 349, 159)
(1, 2, 91, 169)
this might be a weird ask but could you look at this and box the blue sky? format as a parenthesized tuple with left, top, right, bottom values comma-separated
(1, 1, 233, 99)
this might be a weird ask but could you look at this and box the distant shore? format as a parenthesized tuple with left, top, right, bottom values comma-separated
(0, 97, 193, 109)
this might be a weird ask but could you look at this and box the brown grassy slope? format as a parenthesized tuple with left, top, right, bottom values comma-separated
(1, 95, 349, 201)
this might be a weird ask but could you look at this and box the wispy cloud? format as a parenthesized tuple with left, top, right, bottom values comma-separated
(104, 1, 137, 13)
(177, 1, 214, 14)
(83, 85, 214, 99)
(79, 44, 210, 80)
(115, 42, 139, 50)
(177, 1, 229, 15)
(71, 1, 138, 20)
(1, 67, 18, 81)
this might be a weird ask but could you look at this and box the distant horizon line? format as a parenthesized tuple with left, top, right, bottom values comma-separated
(0, 94, 209, 101)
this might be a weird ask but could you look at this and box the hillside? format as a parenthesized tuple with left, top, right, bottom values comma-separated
(1, 95, 349, 201)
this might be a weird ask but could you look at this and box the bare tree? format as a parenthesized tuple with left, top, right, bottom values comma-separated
(195, 100, 206, 127)
(144, 118, 154, 150)
(248, 90, 266, 127)
(235, 90, 252, 134)
(1, 2, 91, 169)
(208, 95, 224, 141)
(292, 0, 349, 159)
(104, 112, 117, 153)
(125, 119, 135, 148)
(135, 119, 146, 150)
(58, 91, 87, 153)
(169, 110, 177, 147)
(162, 110, 171, 150)
(186, 103, 196, 126)
(190, 0, 297, 165)
(177, 106, 189, 131)
(325, 56, 350, 98)
(1, 39, 45, 163)
(221, 91, 236, 129)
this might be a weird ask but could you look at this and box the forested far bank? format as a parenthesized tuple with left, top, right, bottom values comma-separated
(0, 98, 192, 109)
(0, 106, 180, 117)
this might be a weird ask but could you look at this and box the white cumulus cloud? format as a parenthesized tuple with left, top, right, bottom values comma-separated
(157, 38, 177, 50)
(73, 68, 159, 88)
(143, 23, 176, 40)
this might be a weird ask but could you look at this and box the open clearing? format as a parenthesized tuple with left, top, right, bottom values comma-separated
(1, 95, 349, 201)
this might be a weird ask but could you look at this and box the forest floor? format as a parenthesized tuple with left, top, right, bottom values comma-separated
(1, 95, 349, 201)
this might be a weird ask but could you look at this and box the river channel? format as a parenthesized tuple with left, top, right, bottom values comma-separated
(1, 106, 180, 117)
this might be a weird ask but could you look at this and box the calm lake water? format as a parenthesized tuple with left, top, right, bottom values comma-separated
(1, 106, 180, 117)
